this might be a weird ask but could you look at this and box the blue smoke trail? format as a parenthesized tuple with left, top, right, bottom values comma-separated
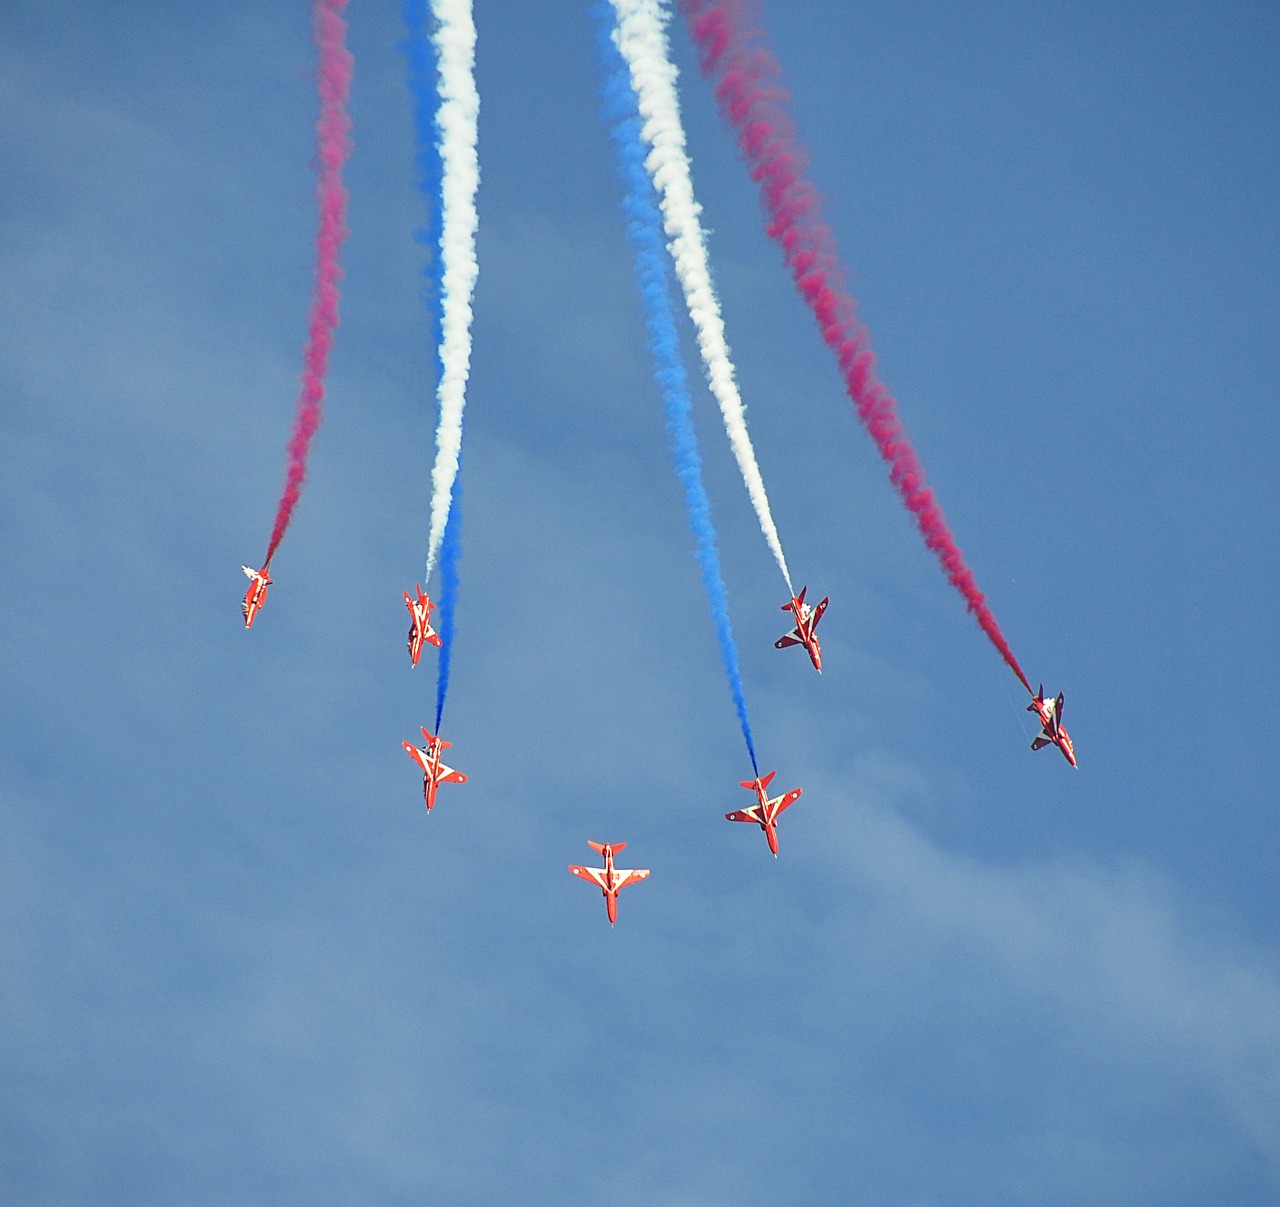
(434, 468, 461, 732)
(400, 0, 445, 374)
(403, 0, 462, 731)
(594, 1, 758, 775)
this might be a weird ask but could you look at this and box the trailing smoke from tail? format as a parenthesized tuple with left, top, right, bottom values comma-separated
(403, 0, 471, 730)
(422, 0, 479, 585)
(434, 473, 462, 732)
(609, 0, 794, 599)
(682, 0, 1032, 694)
(597, 1, 759, 775)
(264, 0, 354, 567)
(400, 0, 446, 373)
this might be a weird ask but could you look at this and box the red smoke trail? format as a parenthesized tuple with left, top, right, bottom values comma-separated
(681, 0, 1031, 694)
(263, 0, 354, 566)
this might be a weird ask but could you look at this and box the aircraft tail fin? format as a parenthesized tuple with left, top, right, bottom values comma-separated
(741, 770, 777, 791)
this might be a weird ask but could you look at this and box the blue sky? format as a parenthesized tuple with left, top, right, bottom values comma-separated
(2, 1, 1278, 1202)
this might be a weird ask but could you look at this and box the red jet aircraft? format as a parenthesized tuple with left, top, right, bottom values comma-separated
(726, 770, 803, 856)
(404, 583, 442, 666)
(241, 564, 272, 629)
(569, 841, 650, 925)
(402, 727, 468, 811)
(775, 586, 828, 673)
(1028, 685, 1077, 768)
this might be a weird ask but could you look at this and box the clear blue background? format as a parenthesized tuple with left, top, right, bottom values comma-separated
(2, 1, 1277, 1202)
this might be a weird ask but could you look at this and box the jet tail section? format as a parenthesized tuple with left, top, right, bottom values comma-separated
(587, 840, 625, 855)
(741, 770, 776, 792)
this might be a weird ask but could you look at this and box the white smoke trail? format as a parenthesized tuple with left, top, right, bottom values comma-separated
(425, 0, 479, 583)
(609, 0, 793, 594)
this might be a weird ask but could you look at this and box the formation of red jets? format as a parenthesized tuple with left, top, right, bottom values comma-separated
(241, 567, 1075, 923)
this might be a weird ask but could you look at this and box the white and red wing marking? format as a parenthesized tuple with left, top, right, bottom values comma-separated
(241, 564, 272, 629)
(771, 787, 802, 815)
(569, 864, 609, 891)
(724, 787, 800, 826)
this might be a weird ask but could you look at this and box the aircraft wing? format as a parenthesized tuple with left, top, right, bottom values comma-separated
(402, 741, 430, 773)
(726, 807, 765, 825)
(812, 597, 829, 626)
(437, 763, 467, 785)
(1031, 736, 1051, 751)
(773, 788, 802, 814)
(775, 629, 802, 649)
(616, 868, 650, 890)
(569, 864, 608, 890)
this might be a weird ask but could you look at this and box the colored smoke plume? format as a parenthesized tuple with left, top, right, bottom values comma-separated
(682, 0, 1031, 692)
